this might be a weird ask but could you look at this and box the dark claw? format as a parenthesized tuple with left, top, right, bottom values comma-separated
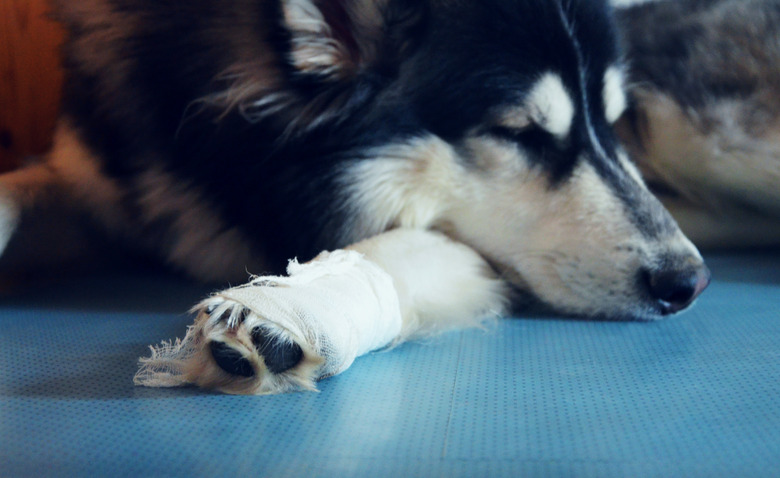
(252, 327, 304, 374)
(235, 308, 249, 325)
(214, 308, 249, 326)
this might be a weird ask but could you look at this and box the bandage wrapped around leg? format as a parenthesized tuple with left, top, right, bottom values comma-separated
(135, 229, 507, 395)
(135, 249, 403, 394)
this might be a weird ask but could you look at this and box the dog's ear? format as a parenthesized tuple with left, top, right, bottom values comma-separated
(281, 0, 427, 80)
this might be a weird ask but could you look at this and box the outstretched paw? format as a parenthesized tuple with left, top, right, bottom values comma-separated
(192, 297, 324, 394)
(136, 249, 404, 395)
(205, 302, 305, 376)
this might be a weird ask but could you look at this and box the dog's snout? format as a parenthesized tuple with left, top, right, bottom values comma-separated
(209, 341, 256, 377)
(644, 261, 711, 315)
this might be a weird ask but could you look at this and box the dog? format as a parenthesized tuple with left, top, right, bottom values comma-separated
(0, 0, 720, 394)
(614, 0, 780, 247)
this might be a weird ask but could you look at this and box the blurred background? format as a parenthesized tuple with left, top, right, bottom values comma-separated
(0, 0, 64, 173)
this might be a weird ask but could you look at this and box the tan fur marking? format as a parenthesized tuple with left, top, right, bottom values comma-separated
(135, 168, 263, 282)
(47, 121, 125, 229)
(628, 90, 780, 215)
(55, 0, 138, 98)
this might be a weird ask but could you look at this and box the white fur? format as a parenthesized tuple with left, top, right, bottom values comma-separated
(347, 229, 508, 339)
(603, 66, 628, 123)
(343, 137, 460, 240)
(527, 73, 575, 138)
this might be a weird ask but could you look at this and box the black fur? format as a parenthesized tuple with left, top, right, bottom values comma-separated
(616, 0, 780, 110)
(56, 0, 630, 273)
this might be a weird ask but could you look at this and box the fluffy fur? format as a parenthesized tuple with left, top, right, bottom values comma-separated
(614, 0, 780, 247)
(7, 0, 772, 393)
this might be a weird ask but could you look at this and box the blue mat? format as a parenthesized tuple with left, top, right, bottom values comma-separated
(1, 253, 779, 477)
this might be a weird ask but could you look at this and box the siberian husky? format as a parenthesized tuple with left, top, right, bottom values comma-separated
(0, 0, 736, 394)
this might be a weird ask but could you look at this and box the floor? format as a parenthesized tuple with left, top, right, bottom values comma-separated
(1, 252, 779, 477)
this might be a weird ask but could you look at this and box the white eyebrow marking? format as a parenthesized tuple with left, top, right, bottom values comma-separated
(603, 66, 628, 123)
(555, 2, 613, 164)
(527, 72, 575, 138)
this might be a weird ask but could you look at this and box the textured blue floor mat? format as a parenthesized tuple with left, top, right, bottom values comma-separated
(1, 253, 779, 477)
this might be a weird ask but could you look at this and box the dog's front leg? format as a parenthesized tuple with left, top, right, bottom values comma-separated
(135, 229, 507, 395)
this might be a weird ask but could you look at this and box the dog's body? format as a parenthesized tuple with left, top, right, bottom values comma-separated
(614, 0, 780, 247)
(4, 0, 776, 393)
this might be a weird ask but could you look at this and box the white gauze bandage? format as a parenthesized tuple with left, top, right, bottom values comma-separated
(220, 249, 403, 376)
(135, 249, 403, 394)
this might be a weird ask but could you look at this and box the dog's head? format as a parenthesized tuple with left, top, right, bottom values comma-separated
(267, 0, 710, 319)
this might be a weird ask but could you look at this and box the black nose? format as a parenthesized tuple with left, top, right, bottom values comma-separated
(209, 341, 256, 377)
(645, 262, 711, 314)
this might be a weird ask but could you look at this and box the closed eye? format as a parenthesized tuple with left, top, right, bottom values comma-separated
(488, 124, 536, 141)
(485, 123, 577, 182)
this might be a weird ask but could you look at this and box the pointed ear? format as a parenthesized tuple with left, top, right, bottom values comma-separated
(281, 0, 427, 79)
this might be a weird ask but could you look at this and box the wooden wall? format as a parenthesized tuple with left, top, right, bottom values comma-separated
(0, 0, 65, 172)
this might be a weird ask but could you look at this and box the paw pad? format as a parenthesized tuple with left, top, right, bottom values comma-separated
(252, 326, 304, 374)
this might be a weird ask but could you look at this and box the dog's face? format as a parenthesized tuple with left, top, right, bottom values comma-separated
(401, 0, 709, 319)
(280, 0, 709, 319)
